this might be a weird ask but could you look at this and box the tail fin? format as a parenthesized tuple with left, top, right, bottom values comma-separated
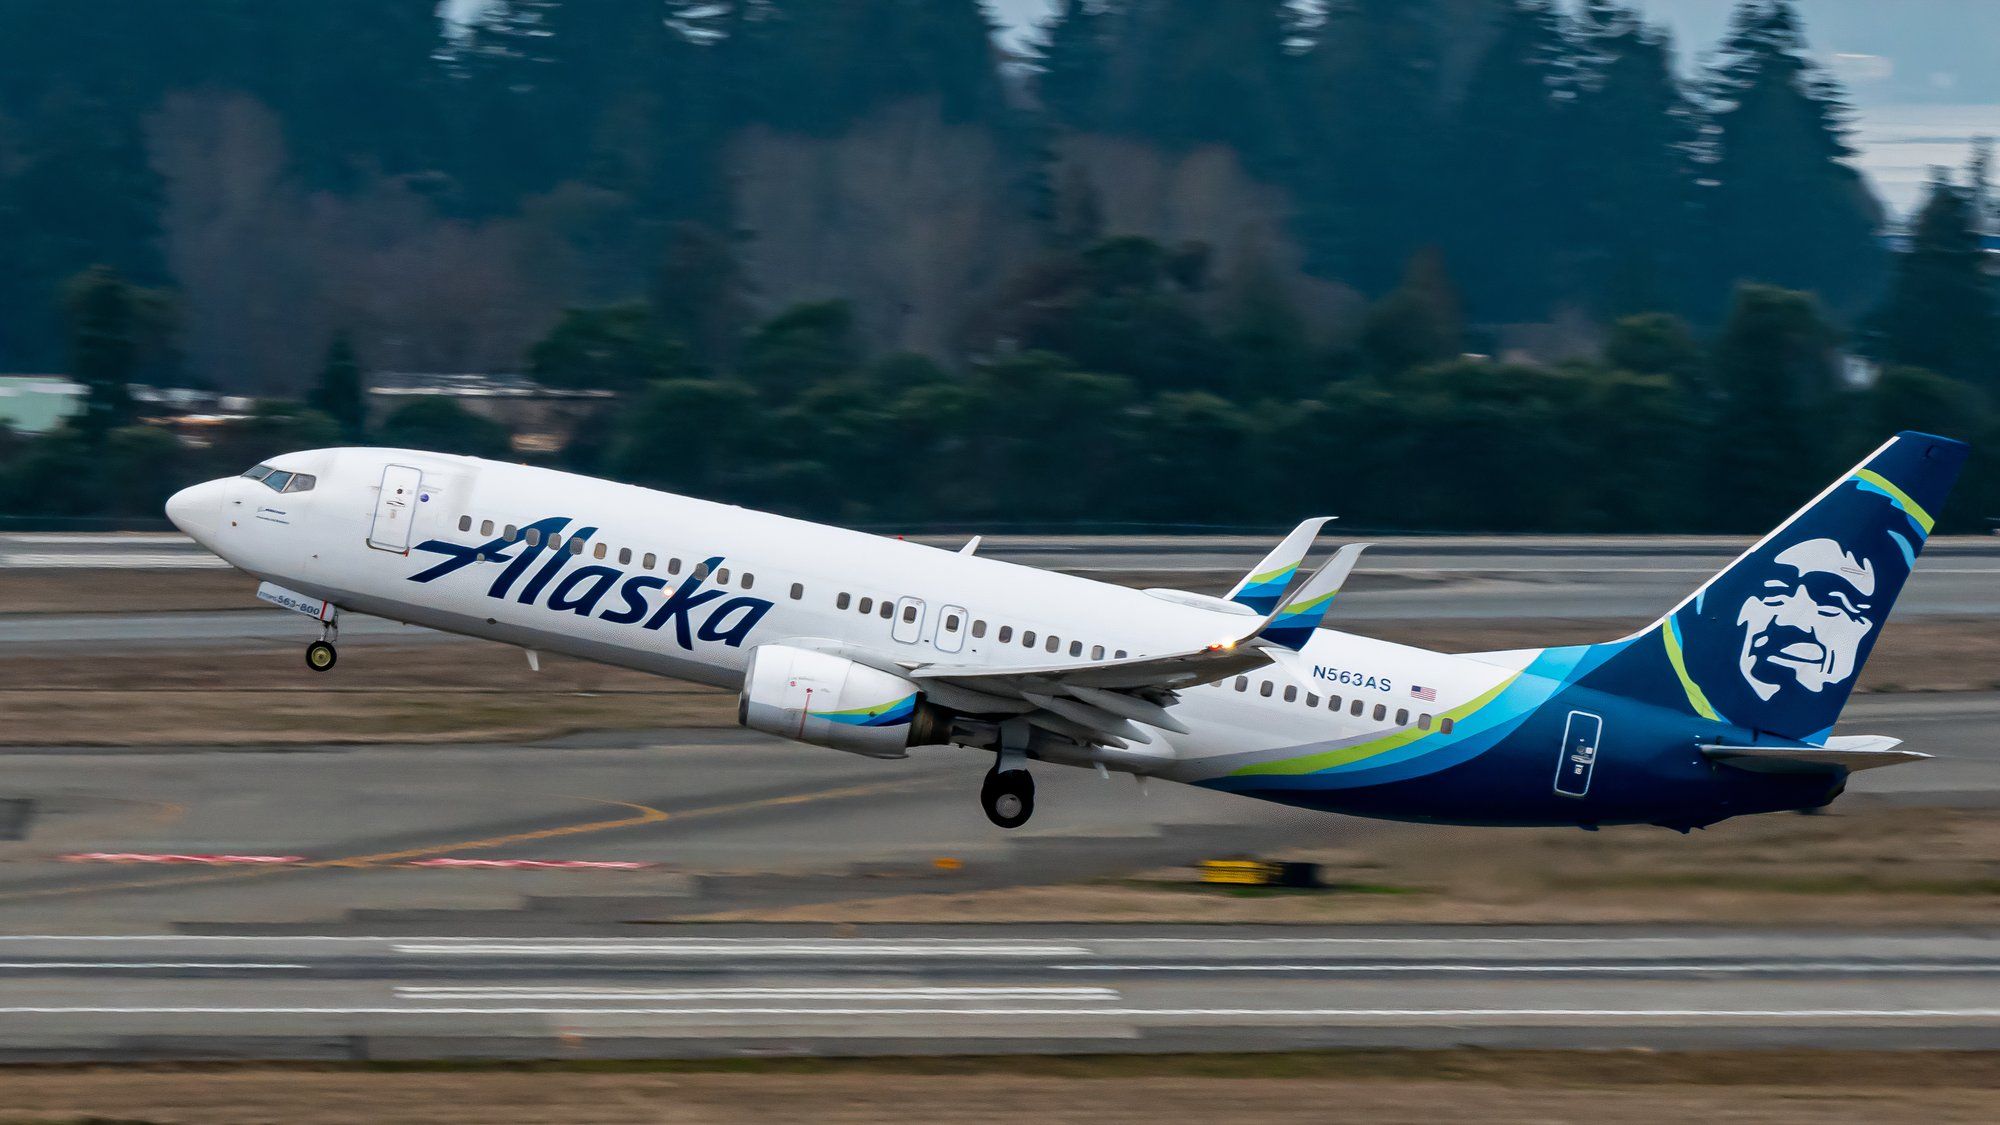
(1227, 517, 1334, 613)
(1259, 544, 1370, 651)
(1590, 431, 1968, 742)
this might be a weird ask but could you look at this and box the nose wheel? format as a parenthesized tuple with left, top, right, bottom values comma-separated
(305, 640, 338, 672)
(981, 768, 1034, 829)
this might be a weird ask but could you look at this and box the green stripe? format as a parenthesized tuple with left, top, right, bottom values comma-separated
(1230, 673, 1520, 778)
(1661, 619, 1722, 722)
(1854, 469, 1935, 533)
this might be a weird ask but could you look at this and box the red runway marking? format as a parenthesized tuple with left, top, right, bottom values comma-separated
(60, 853, 306, 866)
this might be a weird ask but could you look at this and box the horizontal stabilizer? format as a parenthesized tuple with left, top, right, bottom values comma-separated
(1703, 736, 1926, 775)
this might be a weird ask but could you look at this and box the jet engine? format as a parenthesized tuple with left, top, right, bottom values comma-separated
(738, 644, 952, 758)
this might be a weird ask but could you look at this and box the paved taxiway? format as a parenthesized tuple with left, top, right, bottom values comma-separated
(3, 929, 2000, 1059)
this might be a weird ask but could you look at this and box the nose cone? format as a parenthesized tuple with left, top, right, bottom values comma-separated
(165, 479, 229, 548)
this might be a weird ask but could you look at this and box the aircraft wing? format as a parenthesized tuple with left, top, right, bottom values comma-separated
(901, 545, 1369, 749)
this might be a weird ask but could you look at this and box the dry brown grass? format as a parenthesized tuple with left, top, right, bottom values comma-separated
(694, 804, 2000, 927)
(1, 1051, 1998, 1124)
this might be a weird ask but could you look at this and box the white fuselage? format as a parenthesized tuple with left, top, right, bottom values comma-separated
(166, 448, 1520, 783)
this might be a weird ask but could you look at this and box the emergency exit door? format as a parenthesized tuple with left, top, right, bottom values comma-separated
(367, 464, 424, 553)
(1553, 710, 1603, 799)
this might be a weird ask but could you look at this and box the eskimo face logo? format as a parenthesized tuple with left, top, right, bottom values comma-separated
(1733, 538, 1877, 700)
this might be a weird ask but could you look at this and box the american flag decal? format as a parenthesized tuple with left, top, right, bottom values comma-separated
(1410, 685, 1437, 701)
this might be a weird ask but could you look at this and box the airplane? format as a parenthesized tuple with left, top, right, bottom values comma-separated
(164, 430, 1966, 832)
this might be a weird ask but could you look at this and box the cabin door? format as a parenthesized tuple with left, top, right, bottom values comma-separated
(366, 464, 425, 553)
(934, 605, 968, 653)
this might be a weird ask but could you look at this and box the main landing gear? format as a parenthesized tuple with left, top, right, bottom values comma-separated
(981, 719, 1035, 829)
(981, 768, 1034, 829)
(305, 618, 338, 673)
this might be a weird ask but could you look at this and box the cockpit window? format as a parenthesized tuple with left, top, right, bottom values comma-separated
(262, 470, 294, 492)
(241, 464, 275, 481)
(283, 473, 316, 494)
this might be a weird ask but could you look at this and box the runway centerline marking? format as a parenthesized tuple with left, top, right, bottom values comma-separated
(7, 1006, 2000, 1020)
(390, 942, 1093, 957)
(1053, 961, 2000, 974)
(395, 987, 1120, 1000)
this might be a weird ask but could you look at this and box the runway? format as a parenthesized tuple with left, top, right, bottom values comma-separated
(2, 928, 2000, 1059)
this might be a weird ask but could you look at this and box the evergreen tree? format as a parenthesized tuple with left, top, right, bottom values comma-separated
(1869, 176, 2000, 388)
(1033, 0, 1113, 132)
(1439, 0, 1577, 319)
(61, 267, 147, 436)
(1297, 0, 1449, 292)
(751, 0, 1008, 135)
(1358, 247, 1464, 377)
(1571, 6, 1701, 316)
(1704, 284, 1840, 529)
(1703, 0, 1884, 312)
(1099, 0, 1302, 173)
(308, 333, 370, 440)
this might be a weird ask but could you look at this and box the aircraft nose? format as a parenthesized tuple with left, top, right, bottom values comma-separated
(165, 478, 229, 547)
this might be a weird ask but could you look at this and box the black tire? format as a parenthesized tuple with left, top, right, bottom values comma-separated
(305, 641, 338, 672)
(981, 769, 1034, 829)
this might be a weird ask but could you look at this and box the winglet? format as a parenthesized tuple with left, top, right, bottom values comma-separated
(1256, 543, 1369, 651)
(1227, 518, 1335, 614)
(959, 536, 982, 556)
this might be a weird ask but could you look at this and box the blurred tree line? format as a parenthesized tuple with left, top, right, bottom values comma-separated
(0, 0, 1995, 532)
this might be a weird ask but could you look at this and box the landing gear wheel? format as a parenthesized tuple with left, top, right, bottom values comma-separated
(981, 769, 1034, 829)
(305, 640, 338, 672)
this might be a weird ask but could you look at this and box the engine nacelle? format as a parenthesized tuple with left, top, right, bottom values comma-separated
(738, 644, 950, 758)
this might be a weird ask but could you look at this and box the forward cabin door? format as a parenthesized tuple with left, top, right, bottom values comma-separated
(891, 596, 926, 645)
(366, 464, 425, 553)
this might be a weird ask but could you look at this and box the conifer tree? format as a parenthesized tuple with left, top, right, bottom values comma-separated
(1099, 0, 1302, 173)
(1703, 0, 1884, 311)
(1869, 176, 2000, 388)
(1034, 0, 1113, 132)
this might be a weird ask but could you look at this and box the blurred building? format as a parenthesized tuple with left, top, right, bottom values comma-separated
(0, 376, 85, 434)
(368, 373, 616, 455)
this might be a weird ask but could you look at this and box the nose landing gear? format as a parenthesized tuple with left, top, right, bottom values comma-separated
(305, 618, 338, 673)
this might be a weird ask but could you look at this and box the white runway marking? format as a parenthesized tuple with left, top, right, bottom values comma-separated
(390, 942, 1094, 957)
(4, 1006, 2000, 1020)
(395, 987, 1120, 1001)
(1057, 962, 2000, 974)
(0, 963, 307, 970)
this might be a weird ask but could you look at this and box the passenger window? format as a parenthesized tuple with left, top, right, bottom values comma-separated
(998, 626, 1013, 643)
(694, 562, 711, 580)
(1329, 695, 1342, 711)
(1115, 650, 1129, 659)
(858, 597, 874, 615)
(1091, 645, 1105, 660)
(904, 605, 919, 624)
(524, 529, 541, 546)
(1418, 714, 1433, 731)
(1069, 640, 1082, 657)
(459, 516, 472, 532)
(594, 542, 608, 560)
(547, 533, 562, 551)
(1307, 693, 1319, 707)
(1441, 718, 1455, 734)
(972, 620, 987, 639)
(1259, 681, 1274, 698)
(944, 613, 961, 632)
(1350, 699, 1364, 716)
(643, 553, 657, 570)
(716, 567, 730, 585)
(880, 602, 893, 619)
(1396, 708, 1409, 726)
(481, 520, 495, 537)
(668, 558, 682, 575)
(504, 525, 518, 541)
(1046, 635, 1060, 653)
(619, 548, 632, 565)
(1023, 631, 1037, 647)
(1234, 677, 1248, 692)
(838, 593, 853, 610)
(1373, 704, 1387, 721)
(742, 574, 755, 590)
(569, 538, 585, 556)
(791, 583, 805, 601)
(1284, 686, 1298, 703)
